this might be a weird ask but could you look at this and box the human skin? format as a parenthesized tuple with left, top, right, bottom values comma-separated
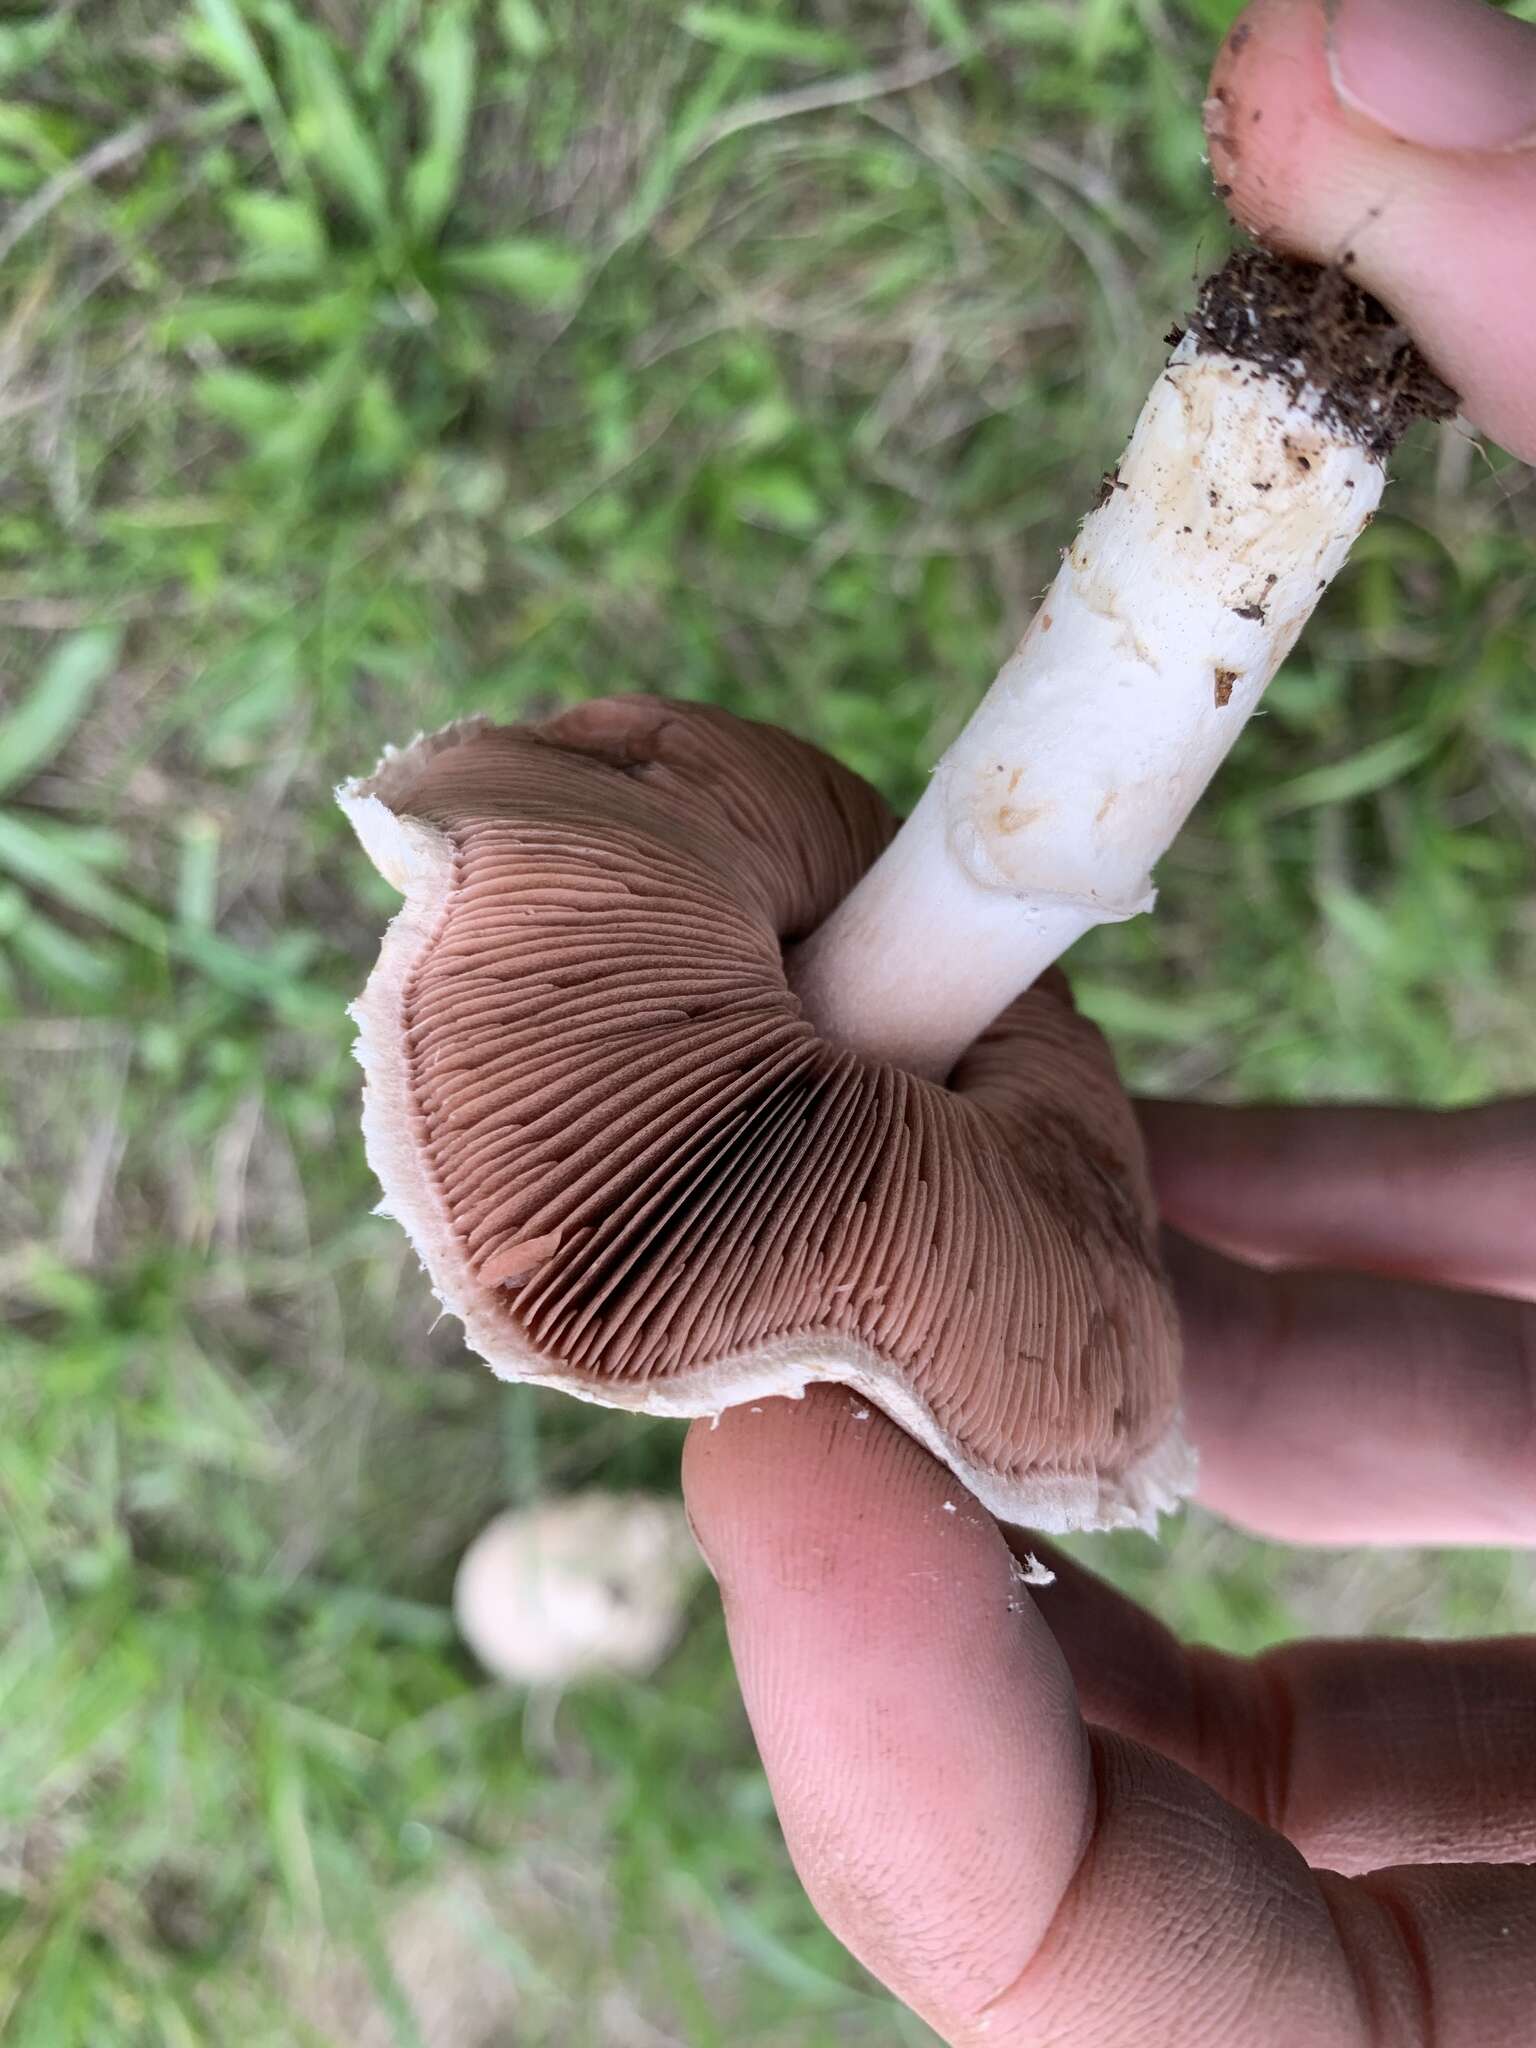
(681, 3, 1536, 2039)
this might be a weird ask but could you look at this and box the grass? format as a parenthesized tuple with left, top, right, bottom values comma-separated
(1, 0, 1533, 2039)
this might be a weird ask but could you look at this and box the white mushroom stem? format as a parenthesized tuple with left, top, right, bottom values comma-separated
(789, 330, 1386, 1079)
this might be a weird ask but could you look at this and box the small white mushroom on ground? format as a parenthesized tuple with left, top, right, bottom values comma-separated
(453, 1491, 701, 1687)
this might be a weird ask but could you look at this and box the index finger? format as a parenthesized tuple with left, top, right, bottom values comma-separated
(1136, 1098, 1536, 1303)
(1135, 1099, 1536, 1546)
(684, 1390, 1536, 2045)
(1165, 1232, 1536, 1546)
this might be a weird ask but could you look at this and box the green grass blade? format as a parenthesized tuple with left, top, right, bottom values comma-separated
(192, 0, 310, 196)
(613, 47, 748, 240)
(1261, 727, 1437, 816)
(0, 12, 71, 83)
(680, 5, 857, 63)
(495, 0, 551, 60)
(440, 235, 585, 306)
(160, 287, 366, 348)
(264, 4, 393, 239)
(0, 628, 121, 799)
(0, 811, 165, 951)
(361, 0, 421, 90)
(195, 366, 297, 437)
(910, 0, 977, 55)
(175, 814, 221, 932)
(261, 1733, 322, 1917)
(405, 0, 476, 243)
(0, 887, 120, 993)
(225, 188, 328, 278)
(1072, 980, 1249, 1044)
(246, 343, 364, 478)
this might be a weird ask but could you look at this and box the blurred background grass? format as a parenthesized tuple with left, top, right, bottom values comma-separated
(1, 0, 1534, 2040)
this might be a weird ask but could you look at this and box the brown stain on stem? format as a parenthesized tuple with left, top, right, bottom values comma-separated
(994, 801, 1051, 836)
(1072, 563, 1159, 671)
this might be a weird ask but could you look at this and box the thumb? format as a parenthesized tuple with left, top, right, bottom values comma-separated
(681, 1389, 1093, 2032)
(1209, 0, 1536, 460)
(680, 1393, 1392, 2046)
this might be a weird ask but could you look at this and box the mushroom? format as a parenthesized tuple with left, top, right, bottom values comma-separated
(343, 252, 1449, 1533)
(342, 698, 1186, 1533)
(454, 1490, 700, 1687)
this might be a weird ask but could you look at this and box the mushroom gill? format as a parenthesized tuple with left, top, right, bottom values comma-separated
(342, 696, 1188, 1531)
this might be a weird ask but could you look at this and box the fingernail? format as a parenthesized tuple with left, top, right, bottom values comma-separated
(1329, 0, 1536, 151)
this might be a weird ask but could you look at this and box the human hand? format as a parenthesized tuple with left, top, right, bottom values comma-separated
(683, 1094, 1536, 2044)
(682, 8, 1536, 2037)
(1205, 0, 1536, 462)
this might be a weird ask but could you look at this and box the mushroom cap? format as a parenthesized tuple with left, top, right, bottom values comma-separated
(453, 1491, 700, 1687)
(341, 697, 1191, 1532)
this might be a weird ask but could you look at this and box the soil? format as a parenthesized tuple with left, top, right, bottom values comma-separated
(1187, 248, 1458, 458)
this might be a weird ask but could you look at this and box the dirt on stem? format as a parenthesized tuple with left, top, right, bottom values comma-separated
(1188, 248, 1458, 458)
